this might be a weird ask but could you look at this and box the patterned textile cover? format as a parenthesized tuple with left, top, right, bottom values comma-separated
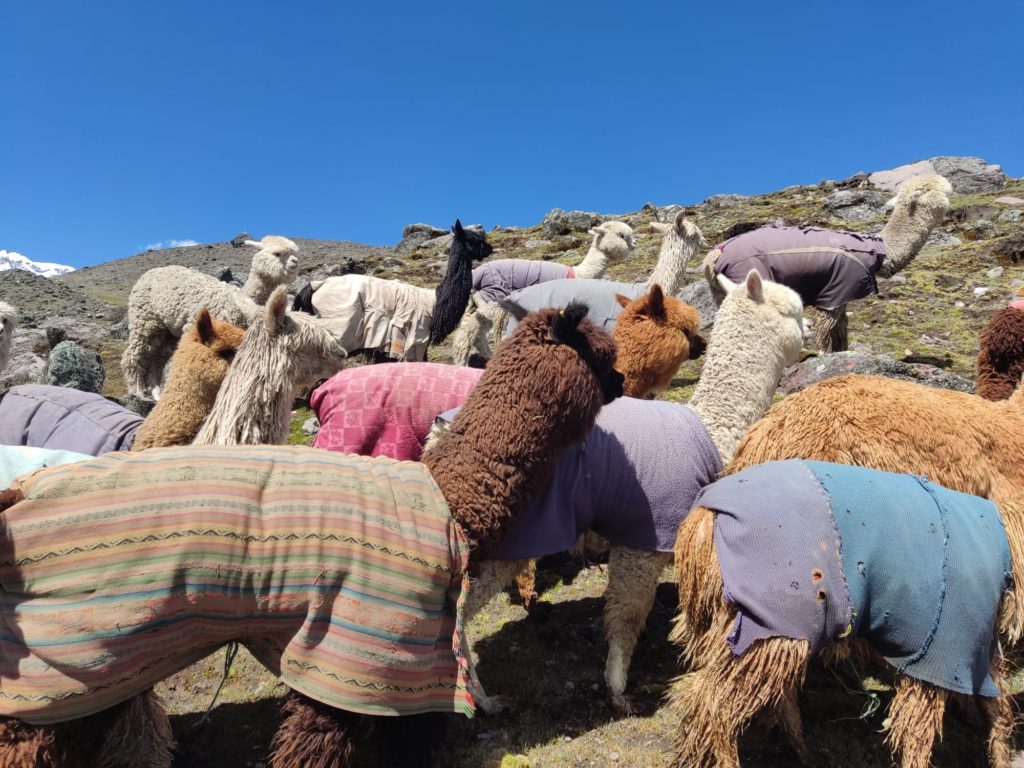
(310, 275, 436, 361)
(0, 385, 143, 455)
(503, 279, 646, 337)
(311, 363, 484, 461)
(435, 398, 723, 559)
(712, 226, 887, 311)
(0, 446, 91, 489)
(0, 445, 474, 724)
(697, 459, 1012, 696)
(471, 260, 572, 304)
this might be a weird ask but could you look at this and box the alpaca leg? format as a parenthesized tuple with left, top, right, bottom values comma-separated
(812, 308, 839, 353)
(831, 305, 849, 352)
(603, 547, 671, 714)
(462, 559, 527, 714)
(122, 322, 175, 399)
(270, 691, 358, 768)
(373, 712, 447, 768)
(884, 675, 947, 768)
(702, 249, 727, 306)
(669, 625, 809, 768)
(513, 559, 539, 611)
(451, 302, 494, 366)
(98, 690, 174, 768)
(768, 686, 811, 765)
(982, 659, 1013, 768)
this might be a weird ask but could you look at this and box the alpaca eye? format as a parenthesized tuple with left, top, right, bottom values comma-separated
(219, 350, 236, 362)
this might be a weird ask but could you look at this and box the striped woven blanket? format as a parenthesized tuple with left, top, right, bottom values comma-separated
(0, 445, 473, 724)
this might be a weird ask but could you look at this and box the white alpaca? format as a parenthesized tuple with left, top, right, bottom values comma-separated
(441, 270, 806, 714)
(647, 210, 707, 297)
(451, 221, 635, 365)
(0, 301, 17, 373)
(704, 174, 953, 352)
(121, 235, 299, 399)
(193, 286, 348, 447)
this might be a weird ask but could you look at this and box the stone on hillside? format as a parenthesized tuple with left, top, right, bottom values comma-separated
(217, 266, 243, 286)
(42, 317, 110, 350)
(0, 329, 47, 390)
(43, 340, 105, 393)
(868, 157, 1006, 194)
(702, 194, 748, 209)
(988, 267, 1005, 280)
(677, 280, 717, 330)
(45, 326, 67, 349)
(230, 232, 253, 248)
(780, 348, 974, 395)
(120, 394, 156, 417)
(974, 287, 990, 298)
(995, 196, 1024, 206)
(326, 256, 368, 276)
(927, 231, 961, 247)
(962, 220, 996, 240)
(998, 209, 1022, 223)
(541, 208, 602, 239)
(524, 239, 551, 250)
(396, 223, 448, 253)
(302, 416, 320, 435)
(824, 189, 889, 221)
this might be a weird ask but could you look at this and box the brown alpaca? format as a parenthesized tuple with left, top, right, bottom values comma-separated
(0, 305, 621, 768)
(671, 466, 1024, 768)
(612, 284, 705, 398)
(130, 309, 245, 451)
(976, 288, 1024, 401)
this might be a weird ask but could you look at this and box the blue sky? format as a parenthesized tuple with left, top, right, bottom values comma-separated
(2, 1, 1022, 268)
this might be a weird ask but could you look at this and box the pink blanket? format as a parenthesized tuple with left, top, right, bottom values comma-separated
(312, 363, 484, 460)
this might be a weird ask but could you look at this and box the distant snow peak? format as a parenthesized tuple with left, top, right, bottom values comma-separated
(0, 250, 76, 278)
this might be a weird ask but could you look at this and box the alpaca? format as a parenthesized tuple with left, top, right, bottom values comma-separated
(450, 220, 635, 365)
(670, 460, 1024, 768)
(493, 218, 707, 349)
(430, 271, 806, 713)
(193, 287, 349, 447)
(121, 235, 298, 398)
(0, 304, 621, 768)
(0, 301, 16, 374)
(292, 220, 492, 361)
(703, 174, 953, 352)
(131, 309, 245, 450)
(0, 385, 142, 455)
(976, 286, 1024, 400)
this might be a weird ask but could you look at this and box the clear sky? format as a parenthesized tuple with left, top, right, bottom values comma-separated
(2, 1, 1022, 268)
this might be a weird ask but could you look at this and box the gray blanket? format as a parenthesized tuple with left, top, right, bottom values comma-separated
(503, 279, 646, 336)
(472, 260, 572, 304)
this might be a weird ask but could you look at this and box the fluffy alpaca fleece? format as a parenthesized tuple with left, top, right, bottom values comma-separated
(193, 287, 348, 446)
(648, 211, 707, 297)
(432, 272, 806, 713)
(294, 222, 492, 361)
(703, 174, 953, 352)
(670, 467, 1024, 768)
(976, 287, 1024, 400)
(450, 221, 634, 365)
(121, 235, 298, 398)
(0, 306, 621, 768)
(0, 301, 17, 373)
(131, 309, 245, 451)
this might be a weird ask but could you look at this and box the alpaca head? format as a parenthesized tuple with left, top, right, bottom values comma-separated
(246, 235, 300, 285)
(175, 308, 245, 384)
(450, 219, 493, 264)
(878, 174, 953, 277)
(248, 286, 349, 389)
(613, 285, 705, 397)
(0, 301, 16, 371)
(588, 221, 635, 263)
(651, 211, 709, 249)
(716, 270, 806, 367)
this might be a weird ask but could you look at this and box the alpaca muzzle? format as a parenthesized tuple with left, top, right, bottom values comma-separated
(600, 369, 625, 404)
(688, 333, 707, 360)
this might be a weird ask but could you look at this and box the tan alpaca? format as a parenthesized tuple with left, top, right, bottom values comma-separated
(131, 309, 244, 451)
(0, 302, 16, 374)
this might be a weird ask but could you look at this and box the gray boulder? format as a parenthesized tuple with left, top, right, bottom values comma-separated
(0, 328, 48, 391)
(541, 208, 602, 239)
(702, 194, 749, 209)
(230, 232, 253, 248)
(868, 157, 1006, 194)
(780, 348, 974, 396)
(824, 189, 890, 221)
(676, 280, 718, 330)
(43, 340, 106, 393)
(396, 224, 448, 253)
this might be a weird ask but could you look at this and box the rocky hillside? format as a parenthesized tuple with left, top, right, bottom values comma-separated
(1, 155, 1021, 400)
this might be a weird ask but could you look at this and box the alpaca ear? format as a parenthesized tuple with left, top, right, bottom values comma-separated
(195, 308, 215, 344)
(615, 293, 632, 308)
(243, 239, 262, 248)
(452, 219, 464, 238)
(716, 273, 737, 293)
(647, 284, 666, 318)
(744, 270, 764, 302)
(548, 303, 589, 343)
(674, 210, 688, 231)
(497, 298, 529, 321)
(264, 286, 289, 335)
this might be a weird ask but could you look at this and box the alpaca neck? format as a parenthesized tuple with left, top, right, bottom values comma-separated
(879, 206, 937, 277)
(146, 359, 224, 443)
(686, 319, 789, 463)
(647, 234, 698, 296)
(572, 245, 610, 280)
(243, 272, 278, 305)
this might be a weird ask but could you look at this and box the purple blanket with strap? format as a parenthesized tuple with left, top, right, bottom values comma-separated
(713, 226, 886, 311)
(471, 260, 572, 304)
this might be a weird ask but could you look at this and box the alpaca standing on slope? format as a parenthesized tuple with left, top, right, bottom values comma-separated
(0, 301, 16, 373)
(193, 287, 349, 447)
(671, 461, 1024, 768)
(703, 174, 952, 352)
(121, 235, 298, 398)
(495, 218, 707, 347)
(451, 221, 635, 365)
(131, 309, 245, 450)
(292, 220, 492, 361)
(0, 305, 621, 768)
(976, 286, 1024, 400)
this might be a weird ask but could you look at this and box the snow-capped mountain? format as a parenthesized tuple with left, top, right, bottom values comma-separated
(0, 250, 75, 277)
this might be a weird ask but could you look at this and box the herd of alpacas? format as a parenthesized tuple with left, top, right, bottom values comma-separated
(0, 172, 1023, 767)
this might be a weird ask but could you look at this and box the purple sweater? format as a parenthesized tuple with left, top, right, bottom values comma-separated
(471, 259, 573, 304)
(713, 226, 886, 311)
(438, 397, 723, 559)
